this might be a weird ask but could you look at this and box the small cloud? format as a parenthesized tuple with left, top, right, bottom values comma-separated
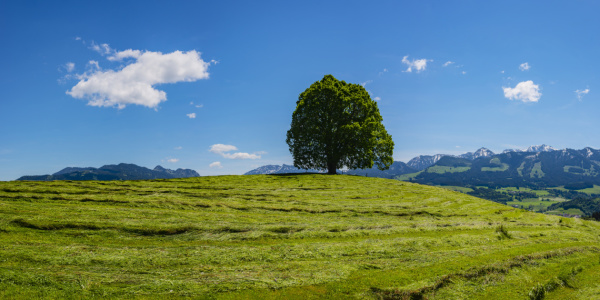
(75, 36, 82, 41)
(373, 96, 381, 101)
(455, 146, 461, 148)
(402, 55, 430, 73)
(503, 80, 541, 103)
(209, 161, 223, 168)
(190, 101, 203, 108)
(361, 80, 373, 87)
(167, 158, 179, 163)
(209, 144, 262, 160)
(519, 62, 530, 71)
(443, 61, 454, 67)
(500, 70, 505, 74)
(210, 144, 238, 153)
(90, 41, 112, 55)
(65, 62, 75, 72)
(378, 68, 388, 76)
(461, 71, 467, 75)
(575, 89, 590, 101)
(88, 60, 100, 70)
(186, 113, 196, 119)
(174, 146, 182, 150)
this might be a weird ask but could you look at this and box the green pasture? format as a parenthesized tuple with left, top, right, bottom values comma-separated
(1, 175, 600, 299)
(426, 166, 470, 173)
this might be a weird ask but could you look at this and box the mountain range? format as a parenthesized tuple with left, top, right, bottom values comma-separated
(17, 163, 199, 181)
(245, 145, 600, 187)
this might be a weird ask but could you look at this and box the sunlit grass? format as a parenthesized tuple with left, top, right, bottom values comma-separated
(1, 175, 600, 299)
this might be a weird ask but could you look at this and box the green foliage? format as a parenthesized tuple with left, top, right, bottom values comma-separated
(548, 197, 600, 216)
(2, 175, 600, 298)
(286, 75, 394, 174)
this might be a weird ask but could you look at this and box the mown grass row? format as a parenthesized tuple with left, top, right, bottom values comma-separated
(1, 175, 600, 298)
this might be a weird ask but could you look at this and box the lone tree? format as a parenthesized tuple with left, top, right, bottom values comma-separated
(286, 74, 394, 174)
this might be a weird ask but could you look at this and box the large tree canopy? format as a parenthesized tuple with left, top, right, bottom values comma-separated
(286, 74, 394, 174)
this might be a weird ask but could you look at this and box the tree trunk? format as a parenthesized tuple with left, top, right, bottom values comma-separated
(327, 162, 337, 175)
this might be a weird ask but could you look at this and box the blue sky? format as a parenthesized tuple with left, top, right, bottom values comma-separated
(1, 1, 600, 180)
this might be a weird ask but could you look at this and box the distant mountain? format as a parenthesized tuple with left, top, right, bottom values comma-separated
(245, 162, 416, 178)
(244, 145, 600, 187)
(502, 144, 556, 153)
(17, 163, 199, 181)
(244, 164, 321, 175)
(459, 148, 495, 161)
(407, 154, 448, 171)
(403, 147, 600, 188)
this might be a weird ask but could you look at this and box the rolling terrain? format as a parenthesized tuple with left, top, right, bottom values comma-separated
(2, 175, 600, 298)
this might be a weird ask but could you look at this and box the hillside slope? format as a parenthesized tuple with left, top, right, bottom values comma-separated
(1, 175, 600, 299)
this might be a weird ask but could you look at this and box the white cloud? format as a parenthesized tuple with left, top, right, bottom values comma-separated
(107, 49, 142, 61)
(402, 55, 430, 73)
(443, 61, 454, 67)
(209, 144, 262, 160)
(503, 80, 541, 103)
(373, 96, 381, 101)
(519, 62, 530, 71)
(167, 158, 179, 163)
(67, 47, 213, 109)
(209, 161, 223, 168)
(90, 42, 112, 55)
(75, 37, 82, 41)
(190, 101, 204, 108)
(501, 70, 505, 74)
(88, 60, 100, 70)
(174, 146, 182, 150)
(210, 144, 238, 153)
(65, 62, 75, 72)
(360, 80, 372, 87)
(575, 89, 590, 101)
(186, 113, 196, 119)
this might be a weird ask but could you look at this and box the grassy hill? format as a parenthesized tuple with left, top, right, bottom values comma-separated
(1, 175, 600, 299)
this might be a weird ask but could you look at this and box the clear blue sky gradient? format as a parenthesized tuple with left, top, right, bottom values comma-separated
(1, 1, 600, 180)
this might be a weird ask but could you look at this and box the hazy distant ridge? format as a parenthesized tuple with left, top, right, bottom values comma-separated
(17, 163, 199, 181)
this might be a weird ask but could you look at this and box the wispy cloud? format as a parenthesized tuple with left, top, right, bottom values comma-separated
(166, 158, 179, 163)
(402, 55, 430, 73)
(209, 144, 262, 159)
(190, 101, 204, 108)
(443, 61, 454, 67)
(186, 113, 196, 119)
(373, 96, 381, 101)
(575, 88, 590, 101)
(174, 146, 182, 150)
(519, 62, 530, 71)
(209, 161, 223, 168)
(503, 80, 541, 103)
(66, 43, 215, 109)
(65, 62, 75, 72)
(360, 80, 373, 87)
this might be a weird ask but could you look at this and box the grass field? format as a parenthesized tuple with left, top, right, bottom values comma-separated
(426, 166, 470, 173)
(2, 175, 600, 299)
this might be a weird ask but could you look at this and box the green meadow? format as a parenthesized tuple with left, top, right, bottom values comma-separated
(2, 175, 600, 299)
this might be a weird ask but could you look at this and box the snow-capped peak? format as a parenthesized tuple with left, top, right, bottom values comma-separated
(502, 144, 556, 153)
(473, 147, 494, 158)
(525, 144, 556, 153)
